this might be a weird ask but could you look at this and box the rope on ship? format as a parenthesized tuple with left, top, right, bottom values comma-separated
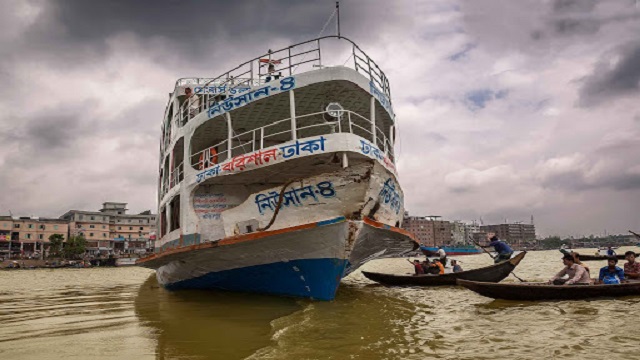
(257, 178, 303, 232)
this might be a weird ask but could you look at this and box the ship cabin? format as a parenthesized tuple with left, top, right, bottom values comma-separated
(156, 36, 398, 248)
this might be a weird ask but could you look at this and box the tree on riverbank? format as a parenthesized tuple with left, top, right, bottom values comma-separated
(63, 235, 87, 259)
(48, 234, 65, 258)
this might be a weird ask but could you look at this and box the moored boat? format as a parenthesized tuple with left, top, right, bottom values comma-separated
(137, 36, 418, 300)
(420, 245, 482, 256)
(457, 279, 640, 301)
(560, 250, 626, 261)
(361, 251, 526, 286)
(115, 258, 138, 267)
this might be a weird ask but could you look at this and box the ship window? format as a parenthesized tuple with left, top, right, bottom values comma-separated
(169, 195, 181, 232)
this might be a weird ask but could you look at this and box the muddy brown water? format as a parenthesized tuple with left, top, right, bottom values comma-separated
(1, 248, 639, 359)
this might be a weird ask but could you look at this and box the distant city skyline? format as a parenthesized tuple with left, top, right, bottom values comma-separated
(0, 0, 638, 237)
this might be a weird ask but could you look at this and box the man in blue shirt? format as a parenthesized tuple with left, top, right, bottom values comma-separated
(481, 233, 514, 263)
(607, 247, 616, 257)
(599, 257, 625, 284)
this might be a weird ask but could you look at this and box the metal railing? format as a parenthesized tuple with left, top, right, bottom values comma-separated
(169, 162, 184, 188)
(173, 36, 392, 128)
(189, 109, 394, 171)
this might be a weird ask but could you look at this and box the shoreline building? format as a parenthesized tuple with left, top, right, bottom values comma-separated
(479, 222, 536, 246)
(0, 216, 69, 259)
(60, 202, 156, 256)
(402, 214, 454, 246)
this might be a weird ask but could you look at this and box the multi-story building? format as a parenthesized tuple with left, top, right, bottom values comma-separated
(0, 216, 68, 259)
(480, 223, 536, 246)
(60, 202, 156, 256)
(451, 221, 467, 244)
(402, 214, 454, 246)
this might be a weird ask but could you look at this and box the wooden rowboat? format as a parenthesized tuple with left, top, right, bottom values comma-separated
(572, 254, 626, 261)
(361, 251, 526, 286)
(457, 279, 640, 301)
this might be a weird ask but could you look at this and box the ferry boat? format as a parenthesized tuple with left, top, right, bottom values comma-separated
(137, 36, 418, 300)
(420, 245, 482, 256)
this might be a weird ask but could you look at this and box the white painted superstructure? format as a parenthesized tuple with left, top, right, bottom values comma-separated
(138, 36, 417, 300)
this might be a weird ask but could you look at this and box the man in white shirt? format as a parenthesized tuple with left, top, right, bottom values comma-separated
(549, 254, 591, 285)
(436, 246, 447, 264)
(184, 87, 201, 118)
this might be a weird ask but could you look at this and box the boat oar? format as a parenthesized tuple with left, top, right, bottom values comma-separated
(471, 238, 526, 283)
(470, 238, 496, 260)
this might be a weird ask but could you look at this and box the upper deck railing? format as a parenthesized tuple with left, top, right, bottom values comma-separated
(172, 36, 392, 128)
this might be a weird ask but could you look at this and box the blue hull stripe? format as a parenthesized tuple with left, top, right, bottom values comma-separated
(421, 246, 482, 254)
(165, 258, 349, 301)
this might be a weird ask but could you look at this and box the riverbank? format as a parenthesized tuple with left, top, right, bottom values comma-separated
(0, 258, 123, 269)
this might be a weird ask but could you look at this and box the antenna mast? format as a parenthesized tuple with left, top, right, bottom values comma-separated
(336, 1, 341, 38)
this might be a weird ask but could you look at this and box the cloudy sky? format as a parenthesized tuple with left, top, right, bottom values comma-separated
(0, 0, 638, 237)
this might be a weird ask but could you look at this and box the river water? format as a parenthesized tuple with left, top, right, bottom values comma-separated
(1, 248, 639, 360)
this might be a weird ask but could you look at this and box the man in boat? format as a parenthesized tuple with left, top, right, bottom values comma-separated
(598, 257, 625, 284)
(436, 246, 447, 264)
(549, 254, 591, 285)
(481, 233, 514, 263)
(624, 251, 640, 279)
(407, 259, 425, 275)
(451, 259, 463, 273)
(420, 260, 432, 274)
(607, 247, 616, 257)
(571, 252, 589, 274)
(428, 259, 445, 275)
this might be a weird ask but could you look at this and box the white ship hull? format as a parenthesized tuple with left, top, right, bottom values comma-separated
(144, 217, 414, 300)
(140, 161, 417, 300)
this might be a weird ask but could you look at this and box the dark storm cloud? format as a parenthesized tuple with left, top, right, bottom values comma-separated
(579, 41, 640, 106)
(552, 0, 597, 14)
(16, 0, 401, 66)
(1, 101, 97, 156)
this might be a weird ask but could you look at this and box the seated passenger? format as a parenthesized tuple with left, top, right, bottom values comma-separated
(624, 251, 640, 279)
(420, 260, 430, 274)
(599, 257, 625, 284)
(549, 254, 591, 285)
(407, 259, 424, 275)
(607, 247, 616, 257)
(451, 259, 463, 273)
(429, 259, 445, 275)
(571, 252, 589, 273)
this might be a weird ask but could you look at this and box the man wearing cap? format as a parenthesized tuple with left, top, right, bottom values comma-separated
(624, 251, 640, 279)
(549, 254, 591, 285)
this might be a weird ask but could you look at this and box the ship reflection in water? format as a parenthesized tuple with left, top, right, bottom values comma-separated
(134, 276, 301, 359)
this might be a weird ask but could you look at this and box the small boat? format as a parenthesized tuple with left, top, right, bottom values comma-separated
(457, 279, 640, 301)
(578, 254, 626, 261)
(420, 245, 482, 256)
(560, 251, 626, 261)
(361, 251, 526, 286)
(115, 258, 138, 267)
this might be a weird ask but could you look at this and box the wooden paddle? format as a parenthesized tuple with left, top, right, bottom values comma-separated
(471, 237, 526, 282)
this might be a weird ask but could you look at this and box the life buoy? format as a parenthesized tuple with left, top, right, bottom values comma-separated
(199, 148, 218, 170)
